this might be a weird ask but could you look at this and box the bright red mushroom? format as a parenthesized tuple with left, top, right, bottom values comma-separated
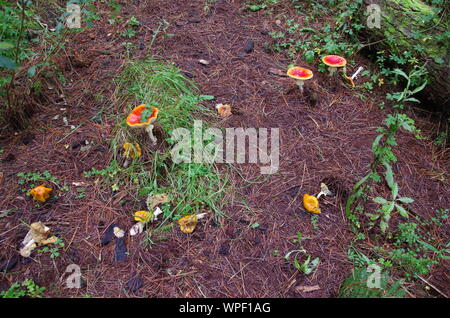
(287, 66, 314, 93)
(126, 104, 160, 144)
(322, 55, 347, 76)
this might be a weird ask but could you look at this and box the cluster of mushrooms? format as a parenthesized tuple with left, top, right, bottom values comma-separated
(287, 54, 356, 93)
(22, 56, 354, 251)
(123, 104, 207, 234)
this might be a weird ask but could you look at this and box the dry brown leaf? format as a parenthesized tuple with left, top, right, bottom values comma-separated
(146, 194, 169, 210)
(295, 285, 320, 293)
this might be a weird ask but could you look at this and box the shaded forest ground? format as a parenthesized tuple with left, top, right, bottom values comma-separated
(0, 0, 448, 297)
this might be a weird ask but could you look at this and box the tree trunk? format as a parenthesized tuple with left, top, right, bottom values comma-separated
(360, 0, 449, 112)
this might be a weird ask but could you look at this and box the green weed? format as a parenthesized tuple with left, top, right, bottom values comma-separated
(339, 267, 405, 298)
(1, 279, 46, 298)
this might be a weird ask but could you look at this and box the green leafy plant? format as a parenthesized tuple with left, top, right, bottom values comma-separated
(17, 170, 60, 195)
(346, 113, 420, 233)
(1, 279, 45, 298)
(128, 16, 140, 27)
(37, 238, 65, 259)
(246, 0, 278, 12)
(369, 163, 414, 232)
(386, 67, 428, 110)
(284, 232, 320, 275)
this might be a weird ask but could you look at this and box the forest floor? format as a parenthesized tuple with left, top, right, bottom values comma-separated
(0, 0, 448, 298)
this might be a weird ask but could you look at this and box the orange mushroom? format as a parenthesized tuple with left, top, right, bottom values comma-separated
(215, 104, 232, 117)
(322, 55, 347, 76)
(29, 185, 52, 203)
(303, 194, 321, 214)
(287, 66, 313, 93)
(126, 104, 159, 144)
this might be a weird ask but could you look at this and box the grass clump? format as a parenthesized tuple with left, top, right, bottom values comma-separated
(95, 57, 229, 223)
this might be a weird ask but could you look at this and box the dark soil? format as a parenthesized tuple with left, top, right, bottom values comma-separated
(0, 0, 448, 298)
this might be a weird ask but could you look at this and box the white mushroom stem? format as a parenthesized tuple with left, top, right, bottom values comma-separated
(296, 80, 305, 93)
(20, 239, 37, 257)
(317, 189, 332, 199)
(317, 192, 326, 199)
(145, 124, 157, 145)
(351, 66, 364, 80)
(130, 222, 144, 236)
(328, 67, 338, 76)
(196, 213, 207, 219)
(153, 207, 163, 221)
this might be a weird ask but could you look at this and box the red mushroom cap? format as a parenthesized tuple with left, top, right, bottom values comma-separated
(322, 55, 347, 67)
(126, 105, 159, 127)
(287, 67, 314, 80)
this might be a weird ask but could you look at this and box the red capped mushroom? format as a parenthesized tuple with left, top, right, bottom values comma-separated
(322, 55, 347, 76)
(287, 67, 314, 93)
(126, 104, 159, 145)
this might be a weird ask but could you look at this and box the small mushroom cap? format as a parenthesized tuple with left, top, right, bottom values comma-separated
(126, 104, 159, 127)
(215, 104, 232, 117)
(123, 142, 142, 159)
(303, 194, 321, 214)
(134, 210, 152, 223)
(287, 67, 314, 80)
(322, 55, 347, 67)
(29, 185, 52, 203)
(178, 214, 198, 234)
(113, 227, 125, 238)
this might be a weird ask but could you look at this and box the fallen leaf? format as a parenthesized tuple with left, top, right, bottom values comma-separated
(268, 68, 287, 77)
(126, 275, 143, 293)
(72, 182, 87, 187)
(146, 194, 169, 211)
(0, 255, 18, 272)
(295, 285, 320, 293)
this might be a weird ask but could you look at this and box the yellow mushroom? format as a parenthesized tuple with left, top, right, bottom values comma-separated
(29, 185, 52, 203)
(134, 210, 153, 223)
(178, 213, 206, 234)
(123, 142, 142, 159)
(303, 194, 321, 214)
